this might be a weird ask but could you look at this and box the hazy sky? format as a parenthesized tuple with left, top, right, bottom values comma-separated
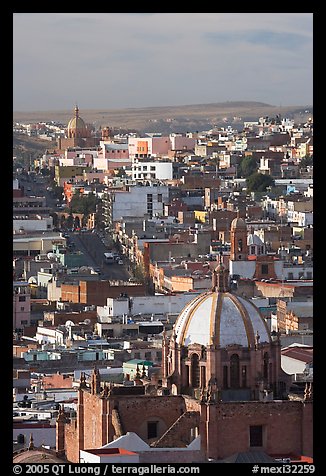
(13, 12, 313, 112)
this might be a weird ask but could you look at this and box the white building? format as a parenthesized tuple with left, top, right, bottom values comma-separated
(131, 159, 173, 182)
(97, 293, 201, 322)
(35, 326, 65, 346)
(110, 185, 169, 221)
(13, 216, 53, 233)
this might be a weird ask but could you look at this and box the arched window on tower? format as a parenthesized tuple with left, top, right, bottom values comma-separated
(191, 353, 200, 388)
(238, 239, 243, 252)
(230, 354, 240, 388)
(223, 365, 228, 389)
(200, 366, 206, 389)
(263, 352, 269, 381)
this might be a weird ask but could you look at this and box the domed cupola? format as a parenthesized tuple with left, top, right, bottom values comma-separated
(67, 105, 88, 138)
(173, 259, 270, 349)
(162, 256, 284, 401)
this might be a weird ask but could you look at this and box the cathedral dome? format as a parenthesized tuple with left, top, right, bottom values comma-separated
(67, 105, 87, 136)
(173, 288, 270, 348)
(230, 216, 247, 230)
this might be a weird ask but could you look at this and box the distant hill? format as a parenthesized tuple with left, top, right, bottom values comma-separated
(13, 101, 313, 136)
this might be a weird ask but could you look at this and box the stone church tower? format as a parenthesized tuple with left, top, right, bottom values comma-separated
(230, 212, 248, 261)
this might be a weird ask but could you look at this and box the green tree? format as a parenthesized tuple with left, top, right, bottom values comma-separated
(237, 155, 258, 178)
(246, 173, 274, 192)
(133, 263, 145, 283)
(299, 155, 313, 168)
(40, 167, 51, 176)
(70, 192, 97, 215)
(66, 213, 74, 229)
(53, 185, 64, 201)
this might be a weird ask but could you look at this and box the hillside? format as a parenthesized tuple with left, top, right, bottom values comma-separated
(13, 134, 56, 162)
(13, 101, 312, 136)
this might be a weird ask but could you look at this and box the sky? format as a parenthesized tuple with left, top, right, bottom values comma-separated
(13, 12, 313, 112)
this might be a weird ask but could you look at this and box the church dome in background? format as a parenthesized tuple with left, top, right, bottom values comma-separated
(67, 105, 88, 137)
(230, 216, 247, 230)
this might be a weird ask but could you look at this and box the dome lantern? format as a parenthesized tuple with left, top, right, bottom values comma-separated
(212, 252, 229, 292)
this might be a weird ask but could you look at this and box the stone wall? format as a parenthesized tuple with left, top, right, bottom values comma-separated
(201, 400, 313, 460)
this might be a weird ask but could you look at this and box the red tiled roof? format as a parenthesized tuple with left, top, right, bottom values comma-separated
(83, 448, 137, 456)
(281, 346, 313, 363)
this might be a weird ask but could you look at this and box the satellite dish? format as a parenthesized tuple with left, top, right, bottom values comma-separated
(84, 319, 91, 325)
(79, 266, 90, 273)
(47, 252, 57, 260)
(28, 276, 37, 284)
(65, 320, 75, 328)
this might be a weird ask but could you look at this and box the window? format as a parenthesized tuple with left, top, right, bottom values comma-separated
(191, 353, 200, 388)
(145, 352, 151, 360)
(261, 264, 268, 275)
(201, 366, 206, 389)
(230, 354, 240, 388)
(250, 425, 263, 447)
(147, 421, 158, 439)
(288, 272, 294, 280)
(20, 307, 25, 312)
(134, 352, 141, 360)
(263, 353, 269, 380)
(19, 296, 26, 302)
(223, 365, 228, 388)
(158, 194, 162, 203)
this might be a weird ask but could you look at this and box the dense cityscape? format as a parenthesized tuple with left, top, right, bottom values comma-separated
(12, 105, 313, 466)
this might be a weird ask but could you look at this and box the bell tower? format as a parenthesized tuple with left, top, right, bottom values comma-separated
(230, 212, 248, 261)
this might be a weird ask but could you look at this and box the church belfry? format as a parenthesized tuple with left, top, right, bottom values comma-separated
(230, 212, 248, 261)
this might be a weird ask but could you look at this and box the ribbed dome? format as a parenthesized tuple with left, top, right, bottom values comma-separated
(231, 216, 247, 230)
(174, 290, 271, 348)
(67, 116, 87, 131)
(67, 105, 87, 134)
